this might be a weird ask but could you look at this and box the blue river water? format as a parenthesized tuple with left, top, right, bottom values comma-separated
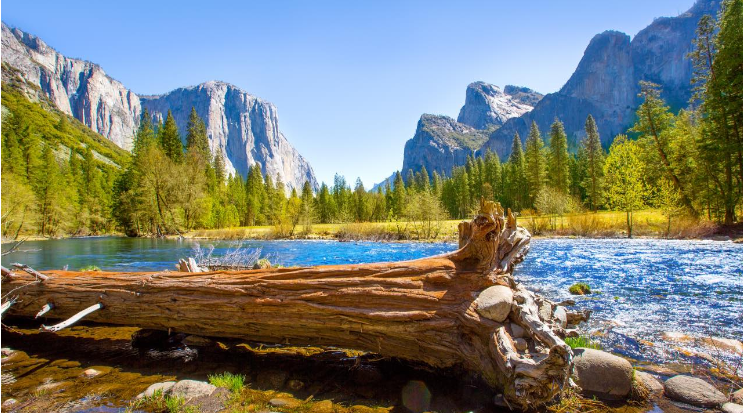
(2, 236, 742, 367)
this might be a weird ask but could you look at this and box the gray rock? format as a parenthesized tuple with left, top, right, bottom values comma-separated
(723, 403, 743, 413)
(513, 338, 528, 352)
(169, 380, 217, 401)
(663, 375, 726, 408)
(269, 397, 299, 408)
(553, 306, 567, 329)
(137, 381, 177, 399)
(634, 371, 663, 395)
(538, 301, 553, 322)
(474, 285, 513, 322)
(734, 388, 743, 404)
(573, 348, 633, 400)
(510, 323, 526, 338)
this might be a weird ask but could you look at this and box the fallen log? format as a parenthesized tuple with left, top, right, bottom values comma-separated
(1, 200, 573, 409)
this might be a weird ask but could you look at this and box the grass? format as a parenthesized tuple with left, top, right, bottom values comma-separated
(569, 282, 592, 295)
(126, 389, 198, 413)
(565, 336, 603, 350)
(208, 372, 245, 393)
(79, 265, 101, 271)
(185, 209, 722, 242)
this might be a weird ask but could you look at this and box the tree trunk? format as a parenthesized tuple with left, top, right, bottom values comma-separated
(1, 200, 574, 410)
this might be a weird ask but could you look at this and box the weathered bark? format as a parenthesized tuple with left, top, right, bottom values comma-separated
(1, 200, 573, 409)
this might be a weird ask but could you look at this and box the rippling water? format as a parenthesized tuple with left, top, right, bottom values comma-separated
(3, 236, 742, 368)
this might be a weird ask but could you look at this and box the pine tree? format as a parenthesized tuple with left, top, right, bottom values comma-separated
(392, 171, 406, 218)
(524, 121, 546, 206)
(483, 150, 501, 202)
(547, 119, 570, 194)
(159, 110, 183, 162)
(581, 115, 605, 210)
(134, 109, 156, 155)
(508, 133, 527, 210)
(213, 151, 226, 187)
(186, 107, 210, 160)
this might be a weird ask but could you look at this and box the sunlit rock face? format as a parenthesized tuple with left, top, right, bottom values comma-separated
(141, 82, 317, 191)
(481, 0, 721, 159)
(457, 81, 537, 130)
(1, 22, 141, 150)
(1, 23, 317, 191)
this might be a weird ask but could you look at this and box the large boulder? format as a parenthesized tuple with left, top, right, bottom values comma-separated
(169, 380, 216, 401)
(137, 381, 177, 399)
(663, 375, 726, 408)
(474, 285, 513, 322)
(573, 348, 633, 400)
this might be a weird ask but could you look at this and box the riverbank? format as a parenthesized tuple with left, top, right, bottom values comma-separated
(185, 210, 741, 242)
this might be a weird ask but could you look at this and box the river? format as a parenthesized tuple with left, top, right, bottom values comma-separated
(3, 236, 742, 368)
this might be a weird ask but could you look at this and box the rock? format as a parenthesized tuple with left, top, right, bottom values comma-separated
(457, 82, 536, 130)
(565, 329, 579, 338)
(1, 348, 15, 357)
(269, 397, 300, 408)
(566, 309, 591, 325)
(573, 348, 633, 400)
(82, 368, 101, 378)
(510, 323, 526, 338)
(513, 338, 528, 352)
(733, 388, 743, 404)
(183, 335, 214, 347)
(1, 24, 317, 192)
(137, 381, 177, 399)
(253, 259, 272, 270)
(2, 398, 17, 408)
(309, 400, 334, 413)
(634, 371, 663, 395)
(474, 285, 513, 322)
(553, 306, 568, 329)
(558, 299, 576, 307)
(184, 387, 230, 413)
(257, 370, 287, 389)
(723, 403, 743, 413)
(169, 380, 217, 401)
(663, 375, 726, 408)
(701, 337, 743, 354)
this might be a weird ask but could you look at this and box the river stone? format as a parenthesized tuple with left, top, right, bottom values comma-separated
(553, 306, 567, 328)
(663, 375, 726, 408)
(734, 388, 743, 404)
(309, 400, 334, 413)
(270, 397, 300, 408)
(634, 371, 663, 395)
(2, 398, 17, 408)
(513, 338, 528, 352)
(475, 285, 513, 322)
(510, 323, 525, 338)
(723, 403, 743, 413)
(82, 368, 101, 378)
(573, 348, 633, 400)
(137, 381, 177, 399)
(169, 380, 216, 400)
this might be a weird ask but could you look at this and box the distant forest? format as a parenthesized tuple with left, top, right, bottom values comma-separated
(2, 2, 741, 238)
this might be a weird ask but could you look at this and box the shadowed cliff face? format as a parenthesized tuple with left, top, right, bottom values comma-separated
(0, 23, 317, 191)
(482, 0, 721, 159)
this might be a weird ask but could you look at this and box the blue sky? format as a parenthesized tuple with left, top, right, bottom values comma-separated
(2, 0, 695, 187)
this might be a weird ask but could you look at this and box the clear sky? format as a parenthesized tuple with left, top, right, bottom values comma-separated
(2, 0, 695, 187)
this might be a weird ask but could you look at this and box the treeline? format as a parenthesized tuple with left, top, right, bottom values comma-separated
(1, 1, 739, 239)
(1, 86, 126, 238)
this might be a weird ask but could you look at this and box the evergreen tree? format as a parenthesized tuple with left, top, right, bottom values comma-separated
(134, 109, 156, 155)
(524, 121, 546, 206)
(186, 107, 210, 160)
(392, 171, 406, 218)
(508, 132, 527, 210)
(159, 110, 183, 162)
(581, 115, 605, 211)
(547, 119, 570, 194)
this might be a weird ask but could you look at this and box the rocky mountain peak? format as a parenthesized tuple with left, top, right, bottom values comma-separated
(503, 85, 543, 107)
(457, 81, 535, 130)
(1, 23, 317, 191)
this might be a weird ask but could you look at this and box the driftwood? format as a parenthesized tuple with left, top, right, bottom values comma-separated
(1, 200, 575, 409)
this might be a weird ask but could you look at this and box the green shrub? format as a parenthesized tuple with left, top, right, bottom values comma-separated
(568, 282, 591, 295)
(564, 336, 602, 350)
(208, 372, 245, 393)
(79, 265, 101, 271)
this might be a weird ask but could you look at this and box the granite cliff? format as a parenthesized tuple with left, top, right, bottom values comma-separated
(1, 23, 316, 191)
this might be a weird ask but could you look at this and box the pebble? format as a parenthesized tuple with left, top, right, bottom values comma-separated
(634, 371, 663, 395)
(269, 397, 299, 408)
(2, 398, 17, 407)
(82, 368, 101, 378)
